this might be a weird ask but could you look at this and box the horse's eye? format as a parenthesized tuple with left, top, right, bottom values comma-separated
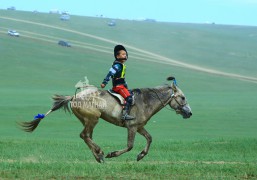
(181, 96, 185, 100)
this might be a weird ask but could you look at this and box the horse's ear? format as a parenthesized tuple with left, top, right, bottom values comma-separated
(172, 82, 177, 92)
(167, 76, 175, 81)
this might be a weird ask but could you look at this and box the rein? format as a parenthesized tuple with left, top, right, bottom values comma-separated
(148, 87, 174, 111)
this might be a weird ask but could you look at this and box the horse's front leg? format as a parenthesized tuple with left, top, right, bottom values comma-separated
(106, 127, 137, 158)
(136, 127, 152, 161)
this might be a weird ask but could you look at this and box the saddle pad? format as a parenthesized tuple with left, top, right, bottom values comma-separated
(107, 90, 125, 105)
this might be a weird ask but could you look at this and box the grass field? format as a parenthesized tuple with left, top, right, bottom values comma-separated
(1, 10, 257, 179)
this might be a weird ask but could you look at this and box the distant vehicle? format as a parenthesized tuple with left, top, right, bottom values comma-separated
(8, 30, 20, 37)
(58, 40, 71, 47)
(62, 11, 69, 15)
(60, 15, 70, 21)
(49, 9, 59, 14)
(108, 20, 116, 26)
(7, 6, 16, 10)
(144, 19, 156, 22)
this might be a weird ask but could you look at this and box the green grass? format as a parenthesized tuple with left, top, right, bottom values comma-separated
(1, 10, 257, 179)
(1, 139, 257, 179)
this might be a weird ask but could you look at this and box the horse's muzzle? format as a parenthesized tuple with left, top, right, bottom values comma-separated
(181, 105, 192, 119)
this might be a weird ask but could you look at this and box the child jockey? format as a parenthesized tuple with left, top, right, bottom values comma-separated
(101, 45, 135, 120)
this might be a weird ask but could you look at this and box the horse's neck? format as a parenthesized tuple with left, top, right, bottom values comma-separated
(140, 86, 171, 116)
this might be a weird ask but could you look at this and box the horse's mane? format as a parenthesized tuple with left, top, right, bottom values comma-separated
(134, 84, 171, 93)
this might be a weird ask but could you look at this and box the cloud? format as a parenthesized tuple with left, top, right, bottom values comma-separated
(208, 0, 257, 4)
(235, 0, 257, 3)
(235, 0, 257, 4)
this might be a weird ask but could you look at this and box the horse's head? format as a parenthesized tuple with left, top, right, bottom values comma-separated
(167, 77, 192, 119)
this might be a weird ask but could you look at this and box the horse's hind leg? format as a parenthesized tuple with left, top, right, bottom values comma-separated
(80, 120, 104, 163)
(136, 127, 152, 161)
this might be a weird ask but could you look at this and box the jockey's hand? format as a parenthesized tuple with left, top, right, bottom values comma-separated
(101, 84, 106, 88)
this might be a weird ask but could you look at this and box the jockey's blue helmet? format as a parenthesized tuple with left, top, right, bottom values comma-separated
(114, 45, 128, 60)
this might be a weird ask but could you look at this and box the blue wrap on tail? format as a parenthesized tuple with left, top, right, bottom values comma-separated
(34, 114, 45, 120)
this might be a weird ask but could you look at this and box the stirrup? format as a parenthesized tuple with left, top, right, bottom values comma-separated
(121, 114, 135, 121)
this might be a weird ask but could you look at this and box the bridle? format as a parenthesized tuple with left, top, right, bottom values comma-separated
(170, 89, 187, 113)
(171, 86, 187, 104)
(148, 86, 186, 112)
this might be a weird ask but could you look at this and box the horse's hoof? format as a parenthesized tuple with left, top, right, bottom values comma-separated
(96, 158, 105, 163)
(98, 154, 105, 163)
(94, 153, 105, 163)
(105, 154, 111, 158)
(137, 151, 147, 161)
(137, 154, 144, 161)
(105, 151, 117, 158)
(105, 152, 113, 158)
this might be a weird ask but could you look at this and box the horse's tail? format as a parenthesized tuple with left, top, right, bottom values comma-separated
(19, 95, 73, 132)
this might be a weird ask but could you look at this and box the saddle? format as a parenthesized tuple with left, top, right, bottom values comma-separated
(107, 90, 126, 105)
(107, 89, 140, 105)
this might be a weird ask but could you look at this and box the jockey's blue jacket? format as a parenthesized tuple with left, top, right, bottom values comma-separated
(102, 60, 127, 87)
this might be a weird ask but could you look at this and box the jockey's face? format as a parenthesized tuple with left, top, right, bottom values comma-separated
(116, 50, 127, 62)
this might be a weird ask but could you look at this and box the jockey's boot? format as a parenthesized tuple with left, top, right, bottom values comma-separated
(121, 109, 135, 120)
(121, 96, 135, 120)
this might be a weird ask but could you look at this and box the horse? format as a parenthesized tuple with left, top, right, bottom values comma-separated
(20, 77, 192, 163)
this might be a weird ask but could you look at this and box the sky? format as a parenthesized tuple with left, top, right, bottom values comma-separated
(1, 0, 257, 26)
